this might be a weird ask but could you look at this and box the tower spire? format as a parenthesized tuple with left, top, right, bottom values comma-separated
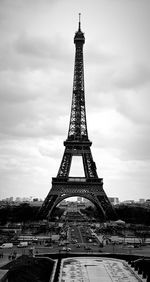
(78, 13, 81, 31)
(68, 15, 86, 141)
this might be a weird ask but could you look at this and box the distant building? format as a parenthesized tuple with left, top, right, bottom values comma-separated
(139, 198, 145, 204)
(122, 200, 135, 204)
(16, 197, 21, 202)
(82, 198, 89, 203)
(2, 197, 14, 202)
(145, 199, 150, 205)
(77, 203, 86, 209)
(77, 197, 82, 203)
(30, 200, 43, 207)
(58, 202, 68, 209)
(108, 197, 119, 205)
(61, 200, 67, 204)
(33, 198, 39, 202)
(82, 198, 93, 207)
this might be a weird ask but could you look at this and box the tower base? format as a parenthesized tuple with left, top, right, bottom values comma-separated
(39, 177, 117, 220)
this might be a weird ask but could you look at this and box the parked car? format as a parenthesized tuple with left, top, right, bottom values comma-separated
(44, 242, 52, 247)
(84, 245, 91, 250)
(127, 245, 134, 248)
(76, 244, 81, 248)
(17, 242, 28, 248)
(62, 247, 71, 252)
(0, 243, 13, 248)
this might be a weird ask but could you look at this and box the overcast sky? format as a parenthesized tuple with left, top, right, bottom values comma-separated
(0, 0, 150, 202)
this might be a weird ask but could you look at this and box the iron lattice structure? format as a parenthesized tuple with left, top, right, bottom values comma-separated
(39, 18, 116, 220)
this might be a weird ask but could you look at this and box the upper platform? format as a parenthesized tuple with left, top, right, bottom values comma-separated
(74, 14, 85, 44)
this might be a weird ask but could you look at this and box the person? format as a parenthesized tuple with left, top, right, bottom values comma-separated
(8, 254, 12, 260)
(13, 250, 17, 259)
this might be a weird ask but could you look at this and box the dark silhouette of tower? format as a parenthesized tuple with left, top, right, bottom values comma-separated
(39, 16, 116, 220)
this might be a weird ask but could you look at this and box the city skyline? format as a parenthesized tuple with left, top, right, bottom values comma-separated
(0, 0, 150, 202)
(1, 195, 149, 204)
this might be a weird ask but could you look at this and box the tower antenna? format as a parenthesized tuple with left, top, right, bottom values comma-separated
(79, 13, 81, 31)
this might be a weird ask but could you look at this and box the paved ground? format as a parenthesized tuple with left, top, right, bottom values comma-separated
(59, 257, 143, 282)
(0, 242, 149, 270)
(0, 222, 149, 268)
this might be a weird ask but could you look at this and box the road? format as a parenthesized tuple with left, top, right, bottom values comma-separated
(0, 223, 150, 261)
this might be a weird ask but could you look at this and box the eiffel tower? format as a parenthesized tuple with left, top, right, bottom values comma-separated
(39, 15, 116, 220)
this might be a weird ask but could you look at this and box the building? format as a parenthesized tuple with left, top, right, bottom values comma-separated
(108, 197, 119, 205)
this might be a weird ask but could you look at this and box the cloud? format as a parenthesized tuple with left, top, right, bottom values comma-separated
(0, 67, 71, 140)
(0, 99, 69, 139)
(0, 0, 150, 202)
(0, 34, 72, 72)
(16, 33, 66, 59)
(86, 43, 117, 66)
(88, 102, 150, 163)
(115, 88, 150, 124)
(114, 63, 150, 89)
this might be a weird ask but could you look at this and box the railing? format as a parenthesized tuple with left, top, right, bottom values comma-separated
(68, 177, 86, 182)
(52, 177, 103, 184)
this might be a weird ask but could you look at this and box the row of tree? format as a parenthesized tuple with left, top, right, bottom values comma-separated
(82, 204, 150, 225)
(0, 203, 39, 225)
(115, 205, 150, 225)
(0, 203, 150, 225)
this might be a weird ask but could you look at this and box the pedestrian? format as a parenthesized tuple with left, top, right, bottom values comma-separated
(13, 250, 17, 259)
(8, 254, 12, 260)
